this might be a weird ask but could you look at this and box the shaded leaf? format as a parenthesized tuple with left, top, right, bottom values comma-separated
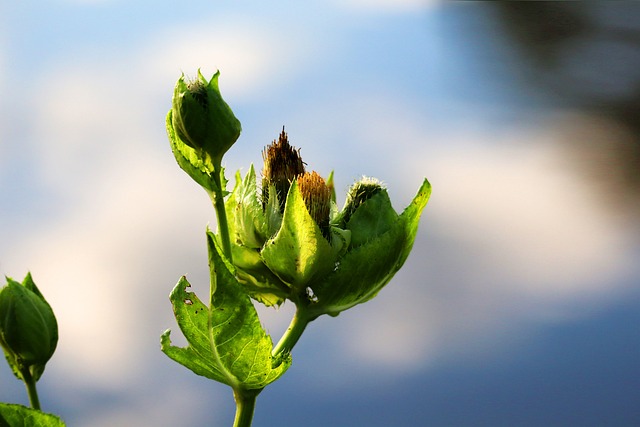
(311, 178, 431, 316)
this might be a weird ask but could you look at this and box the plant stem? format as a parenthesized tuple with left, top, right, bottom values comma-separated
(210, 165, 233, 262)
(232, 389, 259, 427)
(272, 305, 313, 358)
(22, 368, 41, 411)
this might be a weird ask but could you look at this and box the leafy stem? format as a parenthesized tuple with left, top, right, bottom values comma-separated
(232, 388, 260, 427)
(21, 368, 41, 411)
(210, 164, 233, 262)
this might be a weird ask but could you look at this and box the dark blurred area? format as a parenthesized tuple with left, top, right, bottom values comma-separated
(489, 2, 640, 220)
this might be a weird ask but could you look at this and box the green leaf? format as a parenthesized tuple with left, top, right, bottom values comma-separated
(166, 110, 217, 194)
(311, 178, 431, 317)
(161, 232, 290, 390)
(260, 181, 335, 291)
(0, 403, 65, 427)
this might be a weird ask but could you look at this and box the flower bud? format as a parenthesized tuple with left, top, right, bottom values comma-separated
(309, 178, 431, 317)
(340, 177, 384, 224)
(170, 70, 241, 165)
(0, 274, 58, 381)
(297, 171, 331, 239)
(338, 177, 398, 248)
(262, 128, 305, 213)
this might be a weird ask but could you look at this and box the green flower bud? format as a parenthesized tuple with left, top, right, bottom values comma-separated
(0, 273, 58, 381)
(310, 178, 431, 317)
(260, 179, 335, 293)
(170, 70, 241, 165)
(340, 177, 384, 224)
(339, 177, 398, 248)
(261, 128, 305, 213)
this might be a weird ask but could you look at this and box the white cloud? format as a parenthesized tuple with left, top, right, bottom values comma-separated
(420, 135, 635, 301)
(335, 0, 438, 13)
(142, 19, 318, 102)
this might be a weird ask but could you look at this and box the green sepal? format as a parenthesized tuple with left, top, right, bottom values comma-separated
(260, 180, 335, 292)
(231, 244, 289, 307)
(161, 232, 290, 390)
(326, 170, 336, 204)
(345, 189, 398, 248)
(310, 178, 431, 317)
(0, 274, 58, 382)
(231, 165, 272, 248)
(0, 403, 65, 427)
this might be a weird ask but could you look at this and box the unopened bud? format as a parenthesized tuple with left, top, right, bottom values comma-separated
(170, 70, 241, 164)
(0, 273, 58, 381)
(340, 177, 384, 225)
(340, 177, 398, 248)
(262, 128, 305, 212)
(297, 171, 331, 239)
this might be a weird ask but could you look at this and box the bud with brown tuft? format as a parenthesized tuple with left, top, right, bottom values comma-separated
(261, 128, 305, 212)
(297, 171, 331, 239)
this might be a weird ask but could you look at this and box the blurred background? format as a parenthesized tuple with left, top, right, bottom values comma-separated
(1, 1, 639, 426)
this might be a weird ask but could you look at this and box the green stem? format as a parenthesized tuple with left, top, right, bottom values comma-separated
(232, 389, 259, 427)
(22, 368, 41, 411)
(272, 305, 313, 358)
(210, 165, 233, 262)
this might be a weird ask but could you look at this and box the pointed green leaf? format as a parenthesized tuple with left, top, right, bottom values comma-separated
(260, 181, 335, 291)
(0, 403, 65, 427)
(161, 232, 290, 390)
(224, 170, 243, 242)
(311, 178, 431, 316)
(160, 278, 227, 382)
(166, 110, 217, 194)
(396, 178, 432, 266)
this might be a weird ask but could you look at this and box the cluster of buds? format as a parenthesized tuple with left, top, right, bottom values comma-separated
(225, 129, 430, 316)
(0, 273, 58, 382)
(166, 70, 430, 317)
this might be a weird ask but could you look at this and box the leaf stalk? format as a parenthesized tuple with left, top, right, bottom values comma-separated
(232, 388, 260, 427)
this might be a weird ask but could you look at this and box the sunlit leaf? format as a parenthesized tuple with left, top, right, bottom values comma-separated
(161, 232, 290, 390)
(0, 403, 65, 427)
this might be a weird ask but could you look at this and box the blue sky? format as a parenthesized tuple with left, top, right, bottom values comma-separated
(1, 2, 639, 426)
